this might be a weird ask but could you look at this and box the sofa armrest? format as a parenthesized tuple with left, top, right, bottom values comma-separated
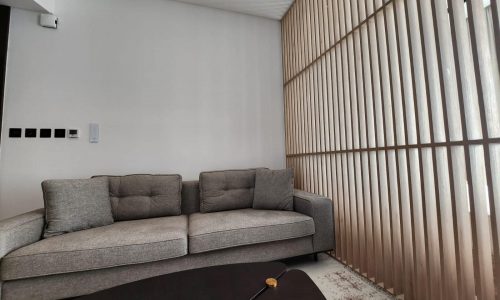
(293, 190, 334, 253)
(0, 209, 45, 258)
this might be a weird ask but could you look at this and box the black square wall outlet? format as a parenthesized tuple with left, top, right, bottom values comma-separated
(9, 128, 22, 138)
(40, 129, 52, 138)
(54, 129, 66, 138)
(25, 128, 37, 138)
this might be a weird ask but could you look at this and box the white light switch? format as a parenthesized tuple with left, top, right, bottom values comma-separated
(89, 123, 99, 143)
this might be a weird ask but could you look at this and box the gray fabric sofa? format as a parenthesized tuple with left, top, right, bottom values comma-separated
(0, 176, 334, 300)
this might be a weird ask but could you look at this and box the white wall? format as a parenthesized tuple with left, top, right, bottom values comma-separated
(0, 0, 285, 220)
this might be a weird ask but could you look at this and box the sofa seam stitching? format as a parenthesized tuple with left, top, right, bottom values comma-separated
(2, 250, 188, 281)
(3, 237, 186, 259)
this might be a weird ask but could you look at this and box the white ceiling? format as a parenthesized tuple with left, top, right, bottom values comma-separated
(0, 0, 54, 13)
(172, 0, 293, 20)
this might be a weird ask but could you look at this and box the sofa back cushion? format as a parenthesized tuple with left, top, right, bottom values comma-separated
(95, 174, 182, 221)
(42, 177, 113, 238)
(199, 168, 265, 213)
(181, 181, 200, 215)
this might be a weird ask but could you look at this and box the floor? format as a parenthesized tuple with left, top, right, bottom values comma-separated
(283, 254, 395, 300)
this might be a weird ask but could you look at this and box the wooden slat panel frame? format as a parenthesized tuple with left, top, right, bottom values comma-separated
(281, 0, 500, 298)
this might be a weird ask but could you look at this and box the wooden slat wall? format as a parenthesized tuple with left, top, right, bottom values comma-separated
(282, 0, 500, 298)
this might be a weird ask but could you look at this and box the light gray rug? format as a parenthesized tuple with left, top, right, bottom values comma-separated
(285, 254, 395, 300)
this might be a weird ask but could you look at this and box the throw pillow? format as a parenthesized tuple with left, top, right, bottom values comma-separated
(253, 168, 294, 211)
(42, 177, 113, 238)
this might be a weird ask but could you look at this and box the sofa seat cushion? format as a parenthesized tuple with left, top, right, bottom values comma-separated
(1, 216, 188, 281)
(188, 209, 315, 254)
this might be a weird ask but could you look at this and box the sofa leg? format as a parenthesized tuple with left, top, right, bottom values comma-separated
(313, 253, 318, 262)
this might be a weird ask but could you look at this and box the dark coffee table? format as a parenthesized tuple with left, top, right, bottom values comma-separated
(78, 262, 326, 300)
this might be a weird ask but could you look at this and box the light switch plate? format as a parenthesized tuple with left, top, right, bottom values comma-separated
(89, 123, 99, 143)
(68, 129, 79, 138)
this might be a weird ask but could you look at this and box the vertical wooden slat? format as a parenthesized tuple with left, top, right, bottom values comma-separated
(340, 0, 354, 269)
(430, 0, 462, 142)
(348, 151, 359, 268)
(364, 5, 381, 283)
(397, 148, 415, 299)
(447, 2, 480, 298)
(453, 146, 478, 298)
(340, 37, 354, 269)
(292, 76, 300, 154)
(331, 49, 342, 259)
(466, 1, 500, 298)
(353, 1, 367, 274)
(490, 144, 500, 289)
(314, 0, 322, 59)
(311, 63, 319, 192)
(345, 0, 360, 272)
(336, 152, 345, 262)
(359, 1, 376, 280)
(324, 0, 331, 50)
(288, 73, 293, 155)
(319, 59, 327, 196)
(404, 0, 431, 143)
(435, 145, 460, 300)
(281, 15, 290, 82)
(468, 144, 495, 300)
(314, 61, 321, 193)
(284, 84, 289, 156)
(321, 55, 331, 194)
(307, 67, 314, 191)
(417, 0, 446, 144)
(383, 4, 404, 295)
(370, 149, 383, 284)
(415, 1, 446, 298)
(318, 59, 326, 156)
(335, 41, 348, 263)
(318, 0, 325, 55)
(375, 8, 395, 291)
(338, 0, 346, 38)
(326, 52, 335, 153)
(296, 1, 302, 75)
(297, 74, 301, 156)
(368, 8, 385, 286)
(428, 1, 463, 298)
(305, 0, 313, 66)
(467, 0, 500, 140)
(421, 147, 442, 300)
(327, 0, 335, 47)
(291, 79, 295, 155)
(351, 0, 359, 30)
(448, 0, 481, 141)
(291, 4, 297, 79)
(403, 1, 430, 298)
(333, 0, 340, 44)
(393, 1, 416, 297)
(303, 0, 309, 69)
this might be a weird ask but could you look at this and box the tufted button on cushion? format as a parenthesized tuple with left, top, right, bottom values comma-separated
(94, 174, 182, 221)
